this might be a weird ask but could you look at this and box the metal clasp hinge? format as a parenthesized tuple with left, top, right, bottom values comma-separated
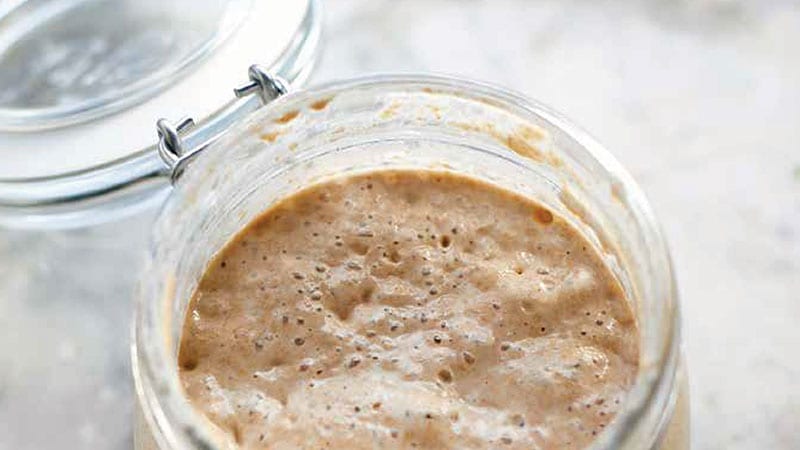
(156, 117, 195, 181)
(156, 65, 288, 182)
(234, 65, 289, 104)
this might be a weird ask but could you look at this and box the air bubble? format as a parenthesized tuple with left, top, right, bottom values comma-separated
(462, 351, 476, 365)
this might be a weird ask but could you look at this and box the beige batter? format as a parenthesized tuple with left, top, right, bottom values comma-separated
(178, 170, 639, 449)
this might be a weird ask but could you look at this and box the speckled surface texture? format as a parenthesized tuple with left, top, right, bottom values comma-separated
(0, 1, 798, 449)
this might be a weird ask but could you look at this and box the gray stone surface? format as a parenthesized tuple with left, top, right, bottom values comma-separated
(0, 1, 798, 448)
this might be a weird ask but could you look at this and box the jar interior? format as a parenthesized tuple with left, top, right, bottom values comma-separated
(136, 76, 678, 450)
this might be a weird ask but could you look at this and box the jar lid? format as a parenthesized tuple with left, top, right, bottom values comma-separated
(0, 0, 322, 228)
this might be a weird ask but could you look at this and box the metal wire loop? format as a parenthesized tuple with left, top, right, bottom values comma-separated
(155, 67, 289, 183)
(234, 65, 289, 104)
(156, 117, 195, 168)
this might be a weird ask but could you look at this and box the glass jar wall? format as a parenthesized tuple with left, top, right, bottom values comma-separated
(133, 75, 687, 449)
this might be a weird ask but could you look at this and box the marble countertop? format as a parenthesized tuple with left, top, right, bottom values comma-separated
(1, 1, 798, 448)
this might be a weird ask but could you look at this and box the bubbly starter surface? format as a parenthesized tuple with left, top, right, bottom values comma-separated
(178, 170, 639, 449)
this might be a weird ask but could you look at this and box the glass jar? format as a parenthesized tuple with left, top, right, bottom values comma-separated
(133, 75, 688, 449)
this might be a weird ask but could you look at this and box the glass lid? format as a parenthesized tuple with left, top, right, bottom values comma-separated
(0, 0, 322, 228)
(0, 0, 251, 131)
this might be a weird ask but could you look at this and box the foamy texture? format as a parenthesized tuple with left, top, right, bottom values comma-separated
(178, 170, 639, 449)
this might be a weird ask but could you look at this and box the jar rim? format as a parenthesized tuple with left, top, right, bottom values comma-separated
(134, 73, 680, 450)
